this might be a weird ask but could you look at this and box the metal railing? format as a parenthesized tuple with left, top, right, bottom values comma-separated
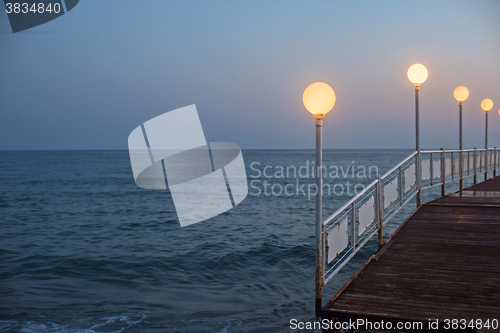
(317, 147, 500, 307)
(420, 148, 497, 192)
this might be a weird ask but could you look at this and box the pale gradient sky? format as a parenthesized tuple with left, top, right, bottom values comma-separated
(0, 0, 499, 150)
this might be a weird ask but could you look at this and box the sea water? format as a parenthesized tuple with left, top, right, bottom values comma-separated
(0, 150, 465, 332)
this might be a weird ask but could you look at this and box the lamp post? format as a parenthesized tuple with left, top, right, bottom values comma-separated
(407, 63, 428, 207)
(303, 81, 336, 317)
(481, 99, 493, 180)
(453, 86, 469, 190)
(498, 109, 500, 178)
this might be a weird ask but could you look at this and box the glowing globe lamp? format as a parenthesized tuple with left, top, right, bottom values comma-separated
(481, 99, 493, 112)
(303, 82, 336, 120)
(453, 86, 469, 103)
(407, 63, 428, 87)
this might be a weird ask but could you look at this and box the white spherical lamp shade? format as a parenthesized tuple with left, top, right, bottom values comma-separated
(453, 86, 469, 103)
(407, 64, 428, 86)
(303, 82, 336, 119)
(480, 99, 493, 112)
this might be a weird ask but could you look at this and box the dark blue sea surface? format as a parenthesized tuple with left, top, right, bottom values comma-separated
(0, 150, 462, 332)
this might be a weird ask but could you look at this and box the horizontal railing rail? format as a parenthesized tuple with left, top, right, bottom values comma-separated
(321, 147, 500, 289)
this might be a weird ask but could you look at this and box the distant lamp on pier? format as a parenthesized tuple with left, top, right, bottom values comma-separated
(407, 63, 428, 206)
(481, 99, 493, 181)
(303, 81, 336, 317)
(481, 99, 493, 112)
(453, 86, 469, 103)
(453, 86, 469, 190)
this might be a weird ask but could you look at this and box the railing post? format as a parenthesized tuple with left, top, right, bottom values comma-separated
(416, 152, 421, 207)
(474, 148, 477, 185)
(451, 152, 454, 181)
(495, 148, 497, 178)
(441, 148, 445, 197)
(485, 149, 489, 181)
(398, 166, 403, 206)
(350, 202, 356, 250)
(480, 150, 483, 180)
(467, 151, 470, 177)
(430, 152, 433, 187)
(377, 175, 384, 249)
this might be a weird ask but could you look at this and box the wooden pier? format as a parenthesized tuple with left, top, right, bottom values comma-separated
(322, 176, 500, 326)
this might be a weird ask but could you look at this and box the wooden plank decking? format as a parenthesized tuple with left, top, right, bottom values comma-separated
(322, 176, 500, 325)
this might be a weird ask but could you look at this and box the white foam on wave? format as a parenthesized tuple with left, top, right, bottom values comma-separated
(0, 312, 148, 333)
(217, 319, 242, 333)
(0, 312, 245, 332)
